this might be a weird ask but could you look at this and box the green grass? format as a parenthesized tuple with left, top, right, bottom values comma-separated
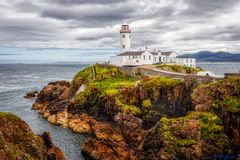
(156, 64, 203, 74)
(141, 76, 182, 87)
(90, 77, 135, 93)
(73, 66, 93, 81)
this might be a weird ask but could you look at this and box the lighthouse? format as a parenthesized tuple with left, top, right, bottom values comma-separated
(120, 24, 131, 53)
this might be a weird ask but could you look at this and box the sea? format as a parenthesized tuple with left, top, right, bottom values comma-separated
(0, 62, 240, 160)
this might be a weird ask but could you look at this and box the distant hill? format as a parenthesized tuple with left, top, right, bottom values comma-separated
(177, 51, 240, 62)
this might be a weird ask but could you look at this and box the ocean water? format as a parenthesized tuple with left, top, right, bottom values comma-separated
(197, 62, 240, 75)
(0, 62, 239, 160)
(0, 64, 90, 160)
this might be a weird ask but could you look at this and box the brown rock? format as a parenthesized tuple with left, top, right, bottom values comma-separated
(81, 138, 137, 160)
(24, 91, 38, 98)
(92, 122, 125, 143)
(42, 132, 66, 160)
(114, 113, 147, 148)
(0, 112, 65, 160)
(81, 138, 120, 160)
(68, 113, 96, 134)
(48, 115, 57, 124)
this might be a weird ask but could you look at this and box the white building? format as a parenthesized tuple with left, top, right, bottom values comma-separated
(175, 58, 196, 68)
(110, 24, 196, 68)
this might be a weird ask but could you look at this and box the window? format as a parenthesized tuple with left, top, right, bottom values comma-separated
(149, 55, 151, 60)
(186, 59, 188, 63)
(190, 59, 192, 63)
(122, 45, 125, 49)
(122, 35, 125, 38)
(143, 55, 145, 60)
(154, 57, 156, 62)
(159, 57, 161, 62)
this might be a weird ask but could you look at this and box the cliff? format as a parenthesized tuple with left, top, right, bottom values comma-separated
(32, 64, 240, 160)
(0, 112, 65, 160)
(192, 77, 240, 154)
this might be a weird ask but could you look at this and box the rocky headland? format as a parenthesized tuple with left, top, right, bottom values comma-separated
(32, 64, 240, 160)
(0, 112, 65, 160)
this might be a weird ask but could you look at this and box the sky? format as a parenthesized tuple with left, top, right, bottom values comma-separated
(0, 0, 240, 54)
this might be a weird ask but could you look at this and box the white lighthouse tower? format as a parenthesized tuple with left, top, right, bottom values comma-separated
(120, 24, 131, 53)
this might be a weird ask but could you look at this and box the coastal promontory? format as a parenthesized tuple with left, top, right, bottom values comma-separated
(32, 64, 240, 160)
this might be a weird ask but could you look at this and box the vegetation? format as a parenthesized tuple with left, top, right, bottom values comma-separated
(74, 64, 140, 115)
(212, 97, 240, 113)
(156, 64, 203, 74)
(73, 64, 186, 119)
(142, 76, 182, 86)
(0, 112, 21, 121)
(158, 112, 229, 154)
(142, 99, 152, 108)
(0, 112, 47, 159)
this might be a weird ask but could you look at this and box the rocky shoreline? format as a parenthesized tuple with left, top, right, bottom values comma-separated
(0, 112, 65, 160)
(32, 64, 240, 160)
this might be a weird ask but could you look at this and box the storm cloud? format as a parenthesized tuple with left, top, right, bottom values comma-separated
(0, 0, 240, 53)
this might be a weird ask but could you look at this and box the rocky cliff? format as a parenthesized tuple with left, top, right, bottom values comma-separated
(0, 112, 65, 160)
(192, 77, 240, 154)
(32, 64, 240, 160)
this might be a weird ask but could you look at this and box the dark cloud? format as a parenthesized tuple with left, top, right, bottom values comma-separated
(39, 2, 135, 27)
(51, 0, 125, 5)
(182, 0, 240, 17)
(0, 0, 239, 52)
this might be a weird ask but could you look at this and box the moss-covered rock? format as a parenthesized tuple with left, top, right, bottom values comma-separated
(0, 112, 65, 160)
(72, 66, 193, 126)
(142, 111, 231, 160)
(212, 97, 240, 113)
(192, 77, 240, 154)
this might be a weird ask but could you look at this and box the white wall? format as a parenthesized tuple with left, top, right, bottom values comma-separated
(141, 51, 154, 64)
(120, 33, 131, 53)
(175, 58, 196, 68)
(109, 56, 123, 66)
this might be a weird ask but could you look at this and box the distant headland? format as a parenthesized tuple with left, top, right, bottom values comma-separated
(178, 51, 240, 62)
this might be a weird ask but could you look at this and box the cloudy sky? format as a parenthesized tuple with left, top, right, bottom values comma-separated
(0, 0, 240, 53)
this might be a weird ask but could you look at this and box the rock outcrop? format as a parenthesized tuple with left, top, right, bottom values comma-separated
(141, 112, 231, 160)
(24, 91, 38, 98)
(32, 64, 240, 160)
(192, 77, 240, 154)
(0, 112, 65, 160)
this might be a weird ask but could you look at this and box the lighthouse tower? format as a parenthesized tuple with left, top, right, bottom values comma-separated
(120, 24, 131, 53)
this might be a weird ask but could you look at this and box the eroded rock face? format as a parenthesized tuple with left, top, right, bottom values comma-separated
(141, 112, 231, 160)
(68, 113, 97, 134)
(192, 78, 240, 111)
(34, 81, 70, 114)
(192, 78, 240, 154)
(82, 138, 137, 160)
(0, 112, 65, 160)
(114, 113, 147, 148)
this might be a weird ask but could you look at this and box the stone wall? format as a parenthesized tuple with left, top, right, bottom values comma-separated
(119, 66, 219, 84)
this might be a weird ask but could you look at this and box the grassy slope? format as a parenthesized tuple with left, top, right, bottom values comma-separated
(156, 64, 203, 74)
